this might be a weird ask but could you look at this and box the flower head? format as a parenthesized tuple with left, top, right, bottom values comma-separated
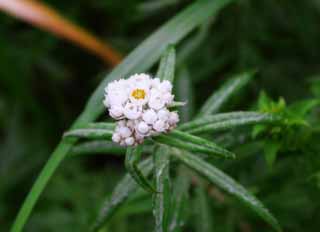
(103, 73, 181, 146)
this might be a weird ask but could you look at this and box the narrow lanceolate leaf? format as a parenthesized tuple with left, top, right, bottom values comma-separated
(125, 146, 155, 193)
(176, 67, 195, 122)
(70, 141, 153, 156)
(169, 167, 191, 232)
(197, 70, 256, 117)
(87, 122, 116, 130)
(179, 111, 264, 131)
(194, 184, 213, 232)
(156, 130, 235, 159)
(91, 158, 153, 232)
(187, 113, 281, 134)
(63, 128, 113, 140)
(172, 150, 282, 232)
(157, 46, 176, 82)
(11, 1, 236, 231)
(153, 146, 171, 232)
(70, 141, 126, 156)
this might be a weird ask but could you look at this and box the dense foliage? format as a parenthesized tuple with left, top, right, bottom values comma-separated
(1, 0, 320, 232)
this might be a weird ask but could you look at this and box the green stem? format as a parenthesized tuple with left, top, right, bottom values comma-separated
(10, 110, 97, 232)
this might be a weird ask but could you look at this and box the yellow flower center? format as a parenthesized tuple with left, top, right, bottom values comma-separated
(131, 89, 146, 100)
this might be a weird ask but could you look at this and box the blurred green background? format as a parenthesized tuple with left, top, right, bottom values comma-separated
(1, 0, 320, 231)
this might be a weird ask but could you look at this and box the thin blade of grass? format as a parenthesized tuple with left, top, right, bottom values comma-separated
(153, 146, 171, 232)
(0, 0, 122, 66)
(171, 149, 282, 232)
(197, 70, 256, 117)
(11, 1, 236, 231)
(91, 157, 153, 232)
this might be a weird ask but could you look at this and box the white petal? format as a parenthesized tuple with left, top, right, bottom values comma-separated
(142, 109, 158, 124)
(153, 120, 166, 132)
(157, 109, 170, 121)
(109, 106, 123, 119)
(125, 137, 135, 146)
(112, 133, 121, 143)
(169, 111, 179, 125)
(118, 126, 132, 138)
(148, 92, 165, 110)
(123, 103, 142, 120)
(137, 121, 150, 134)
(159, 80, 172, 93)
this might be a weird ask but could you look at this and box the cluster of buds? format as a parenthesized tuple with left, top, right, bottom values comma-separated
(103, 73, 179, 146)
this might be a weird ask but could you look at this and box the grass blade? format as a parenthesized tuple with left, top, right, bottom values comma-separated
(11, 1, 236, 231)
(172, 150, 282, 232)
(91, 157, 153, 232)
(197, 70, 256, 117)
(153, 146, 171, 232)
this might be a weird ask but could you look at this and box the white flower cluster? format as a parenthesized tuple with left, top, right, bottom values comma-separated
(103, 73, 179, 146)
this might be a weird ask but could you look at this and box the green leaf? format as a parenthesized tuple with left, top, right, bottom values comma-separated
(125, 146, 156, 193)
(264, 140, 281, 168)
(186, 112, 280, 134)
(179, 111, 268, 131)
(69, 141, 153, 156)
(169, 167, 191, 232)
(91, 157, 153, 232)
(194, 183, 213, 232)
(175, 67, 195, 122)
(197, 70, 256, 117)
(70, 141, 126, 156)
(11, 1, 236, 231)
(155, 131, 235, 159)
(63, 128, 113, 140)
(153, 146, 171, 232)
(171, 149, 282, 232)
(157, 45, 176, 82)
(169, 130, 235, 159)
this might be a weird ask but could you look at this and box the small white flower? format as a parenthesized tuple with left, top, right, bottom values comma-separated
(118, 126, 132, 138)
(162, 92, 174, 105)
(157, 108, 170, 121)
(168, 111, 179, 125)
(159, 80, 172, 93)
(109, 106, 124, 119)
(137, 121, 150, 134)
(149, 90, 165, 110)
(125, 137, 135, 146)
(112, 132, 121, 143)
(142, 109, 158, 124)
(153, 120, 166, 132)
(123, 102, 142, 120)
